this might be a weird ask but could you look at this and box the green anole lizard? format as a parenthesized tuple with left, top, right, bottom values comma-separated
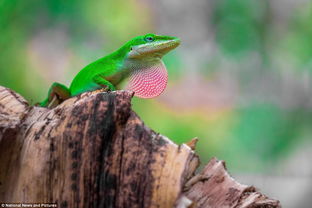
(39, 34, 180, 108)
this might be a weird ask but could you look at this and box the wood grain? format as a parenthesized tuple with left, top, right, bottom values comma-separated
(0, 86, 281, 208)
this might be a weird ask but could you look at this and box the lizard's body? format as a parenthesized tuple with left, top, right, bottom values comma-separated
(39, 34, 180, 107)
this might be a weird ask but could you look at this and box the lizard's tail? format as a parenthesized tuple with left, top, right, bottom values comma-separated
(37, 97, 49, 107)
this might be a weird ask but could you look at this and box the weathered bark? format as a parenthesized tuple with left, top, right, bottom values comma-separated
(0, 86, 281, 208)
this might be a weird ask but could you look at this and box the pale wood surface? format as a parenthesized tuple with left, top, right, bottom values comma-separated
(0, 86, 281, 208)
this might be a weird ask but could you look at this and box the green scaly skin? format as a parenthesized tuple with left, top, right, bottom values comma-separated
(39, 33, 180, 108)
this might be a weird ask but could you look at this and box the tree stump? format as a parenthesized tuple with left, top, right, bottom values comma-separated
(0, 86, 281, 208)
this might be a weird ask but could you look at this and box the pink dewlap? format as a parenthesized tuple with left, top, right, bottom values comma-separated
(126, 63, 168, 98)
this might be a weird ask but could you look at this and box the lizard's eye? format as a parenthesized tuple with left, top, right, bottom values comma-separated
(144, 36, 154, 42)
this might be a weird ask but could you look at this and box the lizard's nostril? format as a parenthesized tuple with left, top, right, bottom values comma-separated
(130, 47, 133, 51)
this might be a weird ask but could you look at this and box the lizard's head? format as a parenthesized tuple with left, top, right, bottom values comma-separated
(125, 34, 180, 59)
(120, 34, 180, 99)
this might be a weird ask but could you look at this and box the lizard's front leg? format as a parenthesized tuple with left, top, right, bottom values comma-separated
(92, 74, 116, 91)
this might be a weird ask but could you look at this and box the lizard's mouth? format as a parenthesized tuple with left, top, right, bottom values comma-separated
(128, 39, 180, 59)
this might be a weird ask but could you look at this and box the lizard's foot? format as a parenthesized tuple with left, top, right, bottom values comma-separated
(40, 82, 71, 108)
(47, 95, 61, 109)
(94, 86, 110, 94)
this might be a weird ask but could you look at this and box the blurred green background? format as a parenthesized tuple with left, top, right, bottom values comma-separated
(1, 0, 312, 206)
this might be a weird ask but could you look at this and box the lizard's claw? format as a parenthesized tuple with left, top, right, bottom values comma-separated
(94, 86, 110, 94)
